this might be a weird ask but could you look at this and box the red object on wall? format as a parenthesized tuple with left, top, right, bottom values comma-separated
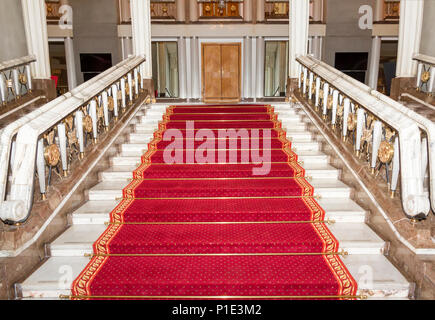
(51, 76, 58, 88)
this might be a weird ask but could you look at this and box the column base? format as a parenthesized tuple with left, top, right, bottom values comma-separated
(286, 77, 299, 100)
(390, 77, 415, 100)
(32, 79, 57, 101)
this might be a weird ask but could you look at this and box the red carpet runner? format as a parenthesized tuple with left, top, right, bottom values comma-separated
(72, 104, 357, 299)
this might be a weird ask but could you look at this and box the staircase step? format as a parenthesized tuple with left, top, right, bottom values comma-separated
(310, 179, 352, 199)
(319, 198, 366, 223)
(87, 181, 128, 201)
(71, 197, 366, 226)
(98, 163, 339, 182)
(129, 133, 154, 143)
(17, 255, 410, 299)
(133, 124, 158, 134)
(48, 221, 385, 257)
(291, 141, 319, 152)
(110, 156, 141, 167)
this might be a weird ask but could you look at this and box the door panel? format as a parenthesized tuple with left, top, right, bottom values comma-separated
(202, 43, 240, 102)
(202, 44, 222, 101)
(221, 44, 240, 100)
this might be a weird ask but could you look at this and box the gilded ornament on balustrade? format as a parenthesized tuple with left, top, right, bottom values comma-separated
(378, 141, 394, 163)
(347, 113, 357, 131)
(421, 71, 430, 83)
(83, 115, 93, 133)
(108, 96, 114, 112)
(64, 115, 74, 130)
(19, 73, 27, 85)
(44, 143, 60, 167)
(327, 95, 333, 110)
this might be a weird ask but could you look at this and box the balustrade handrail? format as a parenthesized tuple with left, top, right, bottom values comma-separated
(0, 55, 36, 104)
(0, 55, 36, 73)
(307, 54, 435, 214)
(413, 53, 435, 66)
(296, 54, 430, 218)
(0, 55, 147, 223)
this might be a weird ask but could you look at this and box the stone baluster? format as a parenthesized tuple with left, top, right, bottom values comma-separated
(89, 100, 98, 142)
(331, 90, 339, 127)
(75, 110, 84, 158)
(371, 121, 383, 173)
(36, 138, 46, 199)
(355, 108, 365, 155)
(57, 123, 68, 176)
(391, 137, 400, 197)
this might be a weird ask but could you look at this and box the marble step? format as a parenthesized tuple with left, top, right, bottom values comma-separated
(128, 133, 154, 144)
(118, 141, 320, 157)
(48, 222, 385, 257)
(87, 177, 350, 201)
(71, 198, 366, 225)
(310, 179, 352, 199)
(132, 124, 157, 134)
(17, 254, 410, 299)
(129, 131, 314, 144)
(98, 163, 340, 182)
(110, 150, 329, 167)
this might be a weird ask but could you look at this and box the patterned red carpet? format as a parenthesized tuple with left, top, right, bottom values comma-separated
(72, 104, 357, 299)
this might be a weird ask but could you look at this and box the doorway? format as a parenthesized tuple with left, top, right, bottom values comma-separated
(201, 43, 241, 102)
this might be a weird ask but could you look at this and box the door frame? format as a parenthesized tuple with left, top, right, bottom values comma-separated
(199, 38, 244, 102)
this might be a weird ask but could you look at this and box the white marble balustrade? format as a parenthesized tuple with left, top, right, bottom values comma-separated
(0, 55, 146, 223)
(0, 55, 36, 104)
(413, 53, 435, 95)
(297, 55, 431, 219)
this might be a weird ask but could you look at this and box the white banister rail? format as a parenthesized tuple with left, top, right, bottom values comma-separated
(296, 55, 430, 218)
(413, 53, 435, 95)
(0, 55, 147, 223)
(0, 55, 36, 105)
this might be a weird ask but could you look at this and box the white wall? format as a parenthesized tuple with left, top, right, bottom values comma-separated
(420, 0, 435, 57)
(0, 0, 28, 61)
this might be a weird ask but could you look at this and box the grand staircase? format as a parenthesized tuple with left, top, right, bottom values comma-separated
(17, 102, 411, 300)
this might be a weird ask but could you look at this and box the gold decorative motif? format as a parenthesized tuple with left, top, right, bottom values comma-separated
(347, 113, 357, 131)
(230, 5, 237, 12)
(378, 141, 394, 163)
(6, 79, 13, 88)
(327, 95, 333, 110)
(67, 128, 78, 146)
(96, 99, 104, 120)
(44, 143, 60, 167)
(385, 128, 395, 142)
(108, 96, 114, 112)
(421, 71, 430, 83)
(205, 4, 211, 12)
(64, 116, 74, 130)
(337, 103, 344, 117)
(19, 73, 27, 85)
(83, 115, 93, 133)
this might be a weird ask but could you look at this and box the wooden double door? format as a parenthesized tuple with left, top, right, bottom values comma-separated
(202, 43, 241, 102)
